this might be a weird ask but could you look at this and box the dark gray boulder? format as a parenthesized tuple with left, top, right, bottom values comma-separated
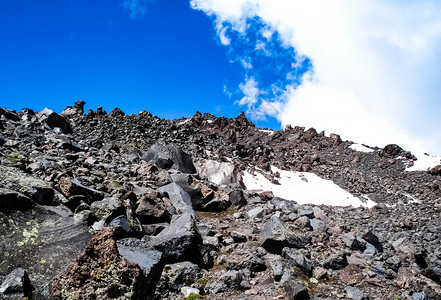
(117, 238, 165, 298)
(283, 248, 314, 276)
(0, 268, 34, 299)
(142, 141, 196, 174)
(260, 215, 304, 254)
(0, 165, 56, 205)
(0, 204, 91, 291)
(147, 183, 201, 263)
(37, 108, 72, 134)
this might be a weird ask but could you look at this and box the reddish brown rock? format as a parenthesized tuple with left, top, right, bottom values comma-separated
(50, 228, 148, 300)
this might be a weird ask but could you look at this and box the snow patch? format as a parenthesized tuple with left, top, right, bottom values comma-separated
(177, 118, 190, 126)
(350, 143, 374, 153)
(405, 152, 441, 171)
(242, 166, 376, 208)
(259, 129, 275, 136)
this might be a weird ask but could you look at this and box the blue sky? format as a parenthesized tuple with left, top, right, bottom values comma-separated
(1, 0, 441, 154)
(0, 0, 281, 128)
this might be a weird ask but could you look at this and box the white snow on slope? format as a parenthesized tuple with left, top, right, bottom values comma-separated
(259, 129, 275, 136)
(350, 143, 374, 153)
(242, 166, 376, 208)
(405, 152, 441, 172)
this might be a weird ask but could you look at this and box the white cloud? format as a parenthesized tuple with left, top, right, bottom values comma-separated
(191, 0, 441, 155)
(238, 77, 260, 108)
(123, 0, 154, 19)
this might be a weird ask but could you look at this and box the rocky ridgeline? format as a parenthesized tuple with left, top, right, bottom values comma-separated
(0, 101, 440, 300)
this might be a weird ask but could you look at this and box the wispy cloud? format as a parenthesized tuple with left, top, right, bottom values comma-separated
(191, 0, 441, 155)
(122, 0, 154, 19)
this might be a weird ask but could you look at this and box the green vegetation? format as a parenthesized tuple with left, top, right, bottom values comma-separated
(186, 294, 201, 300)
(197, 277, 208, 286)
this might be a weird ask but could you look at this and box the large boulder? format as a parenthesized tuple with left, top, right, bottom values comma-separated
(142, 141, 196, 174)
(0, 165, 57, 205)
(260, 216, 304, 254)
(117, 238, 166, 299)
(195, 159, 237, 185)
(37, 108, 72, 134)
(147, 183, 201, 264)
(0, 204, 91, 292)
(50, 228, 149, 299)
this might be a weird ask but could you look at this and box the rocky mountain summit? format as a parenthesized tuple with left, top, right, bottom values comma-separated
(0, 100, 440, 300)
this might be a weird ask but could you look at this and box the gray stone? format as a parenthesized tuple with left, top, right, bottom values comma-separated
(283, 280, 310, 300)
(143, 141, 196, 174)
(0, 165, 56, 205)
(117, 238, 165, 299)
(159, 261, 201, 292)
(148, 183, 200, 263)
(230, 230, 247, 243)
(229, 189, 247, 206)
(247, 206, 266, 219)
(283, 248, 314, 275)
(260, 215, 304, 254)
(310, 219, 328, 232)
(341, 233, 367, 251)
(90, 197, 125, 223)
(345, 286, 367, 300)
(38, 108, 72, 134)
(412, 291, 429, 300)
(323, 253, 348, 270)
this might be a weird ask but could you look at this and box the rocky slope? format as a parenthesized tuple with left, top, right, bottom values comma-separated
(0, 101, 440, 300)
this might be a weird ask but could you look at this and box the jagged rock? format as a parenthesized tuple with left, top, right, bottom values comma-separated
(283, 248, 314, 275)
(247, 206, 266, 219)
(0, 108, 20, 122)
(147, 183, 200, 263)
(135, 192, 170, 224)
(57, 176, 104, 206)
(117, 238, 165, 298)
(61, 100, 85, 116)
(143, 141, 196, 174)
(224, 247, 266, 272)
(363, 230, 383, 252)
(323, 253, 348, 270)
(345, 286, 367, 300)
(428, 165, 441, 176)
(37, 108, 72, 134)
(283, 280, 310, 300)
(157, 261, 201, 293)
(90, 197, 125, 224)
(310, 219, 328, 231)
(0, 165, 56, 205)
(381, 144, 403, 158)
(341, 233, 367, 251)
(216, 270, 249, 291)
(108, 216, 134, 237)
(50, 228, 148, 299)
(260, 215, 304, 254)
(229, 189, 247, 206)
(0, 268, 34, 299)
